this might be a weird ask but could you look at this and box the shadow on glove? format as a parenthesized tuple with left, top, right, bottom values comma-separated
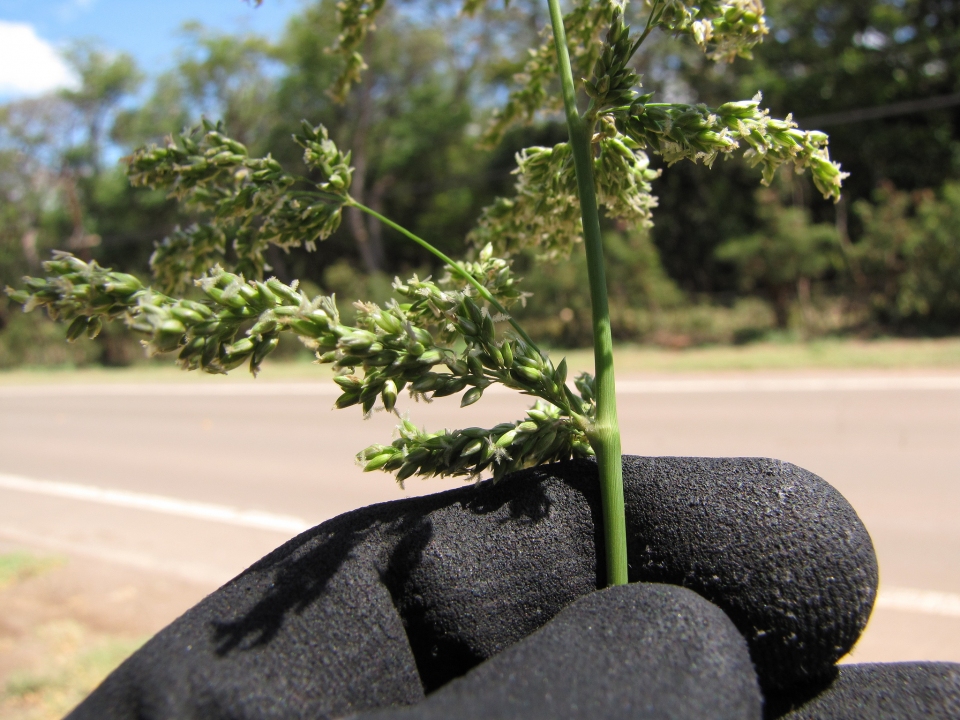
(66, 456, 876, 720)
(354, 582, 763, 720)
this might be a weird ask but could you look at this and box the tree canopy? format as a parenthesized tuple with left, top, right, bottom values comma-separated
(1, 0, 958, 366)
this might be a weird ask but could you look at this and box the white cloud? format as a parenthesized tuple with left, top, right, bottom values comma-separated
(0, 21, 77, 97)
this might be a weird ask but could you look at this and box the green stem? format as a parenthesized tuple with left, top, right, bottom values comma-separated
(633, 0, 666, 55)
(546, 0, 627, 587)
(346, 198, 541, 352)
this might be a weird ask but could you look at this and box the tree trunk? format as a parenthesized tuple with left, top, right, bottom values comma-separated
(266, 245, 291, 284)
(835, 195, 866, 291)
(771, 285, 791, 329)
(61, 170, 100, 259)
(345, 43, 386, 274)
(796, 276, 813, 336)
(346, 206, 386, 274)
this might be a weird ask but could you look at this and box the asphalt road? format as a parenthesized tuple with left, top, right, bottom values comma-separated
(1, 372, 959, 664)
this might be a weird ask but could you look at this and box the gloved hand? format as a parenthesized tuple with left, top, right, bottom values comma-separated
(65, 456, 883, 720)
(353, 580, 765, 720)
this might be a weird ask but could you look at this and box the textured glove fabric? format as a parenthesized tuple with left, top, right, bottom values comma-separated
(355, 582, 762, 720)
(768, 662, 960, 719)
(619, 456, 878, 691)
(65, 499, 428, 720)
(66, 456, 877, 720)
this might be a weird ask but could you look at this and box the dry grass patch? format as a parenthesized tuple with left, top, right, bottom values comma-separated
(1, 620, 143, 720)
(0, 552, 161, 720)
(1, 337, 957, 387)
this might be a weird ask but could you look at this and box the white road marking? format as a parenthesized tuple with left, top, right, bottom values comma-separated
(616, 376, 960, 393)
(1, 375, 959, 398)
(0, 383, 338, 397)
(0, 473, 311, 534)
(5, 474, 960, 619)
(877, 586, 960, 618)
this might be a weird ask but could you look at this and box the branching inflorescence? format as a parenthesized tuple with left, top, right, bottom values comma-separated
(9, 217, 596, 484)
(9, 0, 846, 583)
(472, 2, 844, 262)
(129, 120, 352, 291)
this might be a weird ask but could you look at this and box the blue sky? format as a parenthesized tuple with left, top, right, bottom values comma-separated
(0, 0, 307, 99)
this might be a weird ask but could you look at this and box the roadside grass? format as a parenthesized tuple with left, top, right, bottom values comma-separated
(554, 336, 960, 374)
(0, 554, 63, 590)
(0, 336, 958, 385)
(0, 554, 144, 720)
(1, 626, 143, 720)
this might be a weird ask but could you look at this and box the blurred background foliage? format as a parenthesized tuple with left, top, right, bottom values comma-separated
(1, 0, 958, 368)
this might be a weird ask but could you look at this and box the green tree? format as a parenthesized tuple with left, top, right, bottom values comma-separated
(0, 45, 181, 365)
(513, 228, 683, 346)
(715, 182, 841, 328)
(121, 3, 496, 282)
(640, 0, 960, 295)
(852, 180, 960, 330)
(60, 45, 143, 174)
(270, 1, 482, 275)
(113, 26, 276, 151)
(740, 0, 960, 198)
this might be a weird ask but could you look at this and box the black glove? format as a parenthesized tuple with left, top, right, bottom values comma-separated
(353, 581, 764, 720)
(349, 588, 960, 720)
(66, 456, 881, 720)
